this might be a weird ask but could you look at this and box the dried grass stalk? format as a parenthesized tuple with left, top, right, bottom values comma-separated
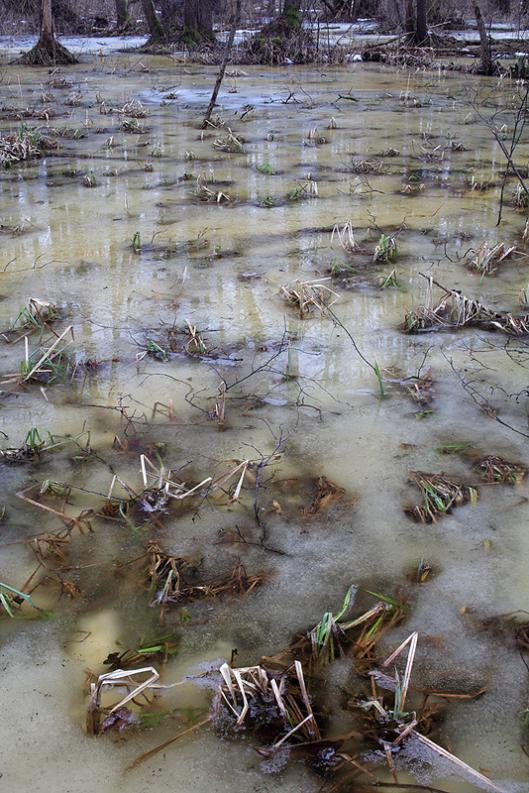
(473, 454, 527, 485)
(406, 471, 478, 523)
(280, 279, 338, 318)
(405, 274, 529, 336)
(466, 241, 516, 275)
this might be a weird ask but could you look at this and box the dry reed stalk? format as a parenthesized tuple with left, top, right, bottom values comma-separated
(280, 279, 338, 318)
(405, 472, 478, 523)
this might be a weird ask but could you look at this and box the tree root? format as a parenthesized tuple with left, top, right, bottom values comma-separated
(19, 33, 78, 66)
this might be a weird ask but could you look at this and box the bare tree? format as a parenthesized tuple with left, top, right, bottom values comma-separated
(159, 0, 183, 31)
(404, 0, 414, 37)
(20, 0, 77, 64)
(203, 0, 242, 126)
(142, 0, 165, 41)
(402, 0, 428, 45)
(415, 0, 427, 44)
(474, 2, 495, 74)
(115, 0, 130, 28)
(182, 0, 216, 42)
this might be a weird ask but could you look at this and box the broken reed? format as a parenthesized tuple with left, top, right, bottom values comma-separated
(213, 660, 322, 759)
(280, 279, 338, 318)
(466, 241, 516, 276)
(350, 631, 499, 793)
(145, 542, 267, 621)
(404, 369, 434, 407)
(404, 274, 529, 335)
(0, 127, 42, 168)
(262, 587, 405, 674)
(473, 454, 527, 485)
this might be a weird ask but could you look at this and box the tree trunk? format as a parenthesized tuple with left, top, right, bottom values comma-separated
(474, 2, 494, 75)
(115, 0, 129, 27)
(203, 0, 242, 127)
(415, 0, 428, 45)
(182, 0, 215, 43)
(282, 0, 301, 12)
(281, 0, 302, 27)
(42, 0, 52, 34)
(20, 0, 77, 65)
(160, 0, 182, 30)
(404, 0, 414, 38)
(142, 0, 165, 40)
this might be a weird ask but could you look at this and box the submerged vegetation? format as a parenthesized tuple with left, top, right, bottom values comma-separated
(405, 472, 478, 523)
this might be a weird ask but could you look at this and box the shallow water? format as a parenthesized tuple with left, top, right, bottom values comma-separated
(0, 48, 529, 793)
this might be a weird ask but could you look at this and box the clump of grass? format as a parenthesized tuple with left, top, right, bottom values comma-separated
(331, 220, 356, 253)
(350, 158, 383, 174)
(1, 327, 74, 389)
(256, 162, 273, 175)
(0, 126, 42, 169)
(0, 426, 83, 464)
(373, 233, 398, 263)
(195, 175, 231, 203)
(131, 231, 141, 253)
(213, 660, 320, 752)
(403, 274, 494, 333)
(469, 175, 495, 191)
(146, 340, 168, 360)
(65, 91, 82, 106)
(83, 170, 97, 188)
(401, 179, 425, 195)
(120, 99, 147, 118)
(10, 298, 57, 333)
(466, 241, 516, 276)
(405, 471, 478, 523)
(304, 127, 327, 146)
(416, 558, 432, 582)
(203, 114, 227, 130)
(472, 454, 527, 485)
(379, 268, 399, 288)
(18, 327, 74, 384)
(121, 118, 147, 134)
(145, 543, 267, 622)
(266, 587, 405, 673)
(328, 258, 355, 277)
(212, 129, 244, 153)
(404, 370, 434, 407)
(280, 279, 338, 318)
(403, 276, 529, 336)
(373, 361, 385, 397)
(286, 180, 318, 201)
(184, 320, 208, 355)
(513, 183, 529, 211)
(351, 632, 495, 792)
